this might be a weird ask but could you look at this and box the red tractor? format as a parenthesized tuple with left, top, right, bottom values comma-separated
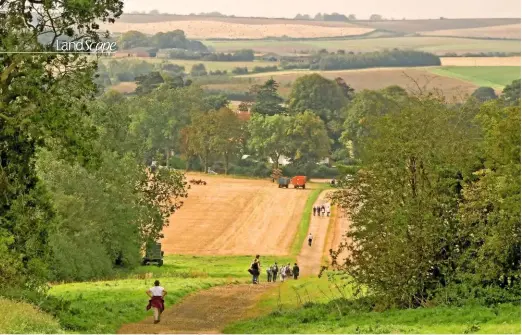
(290, 176, 307, 189)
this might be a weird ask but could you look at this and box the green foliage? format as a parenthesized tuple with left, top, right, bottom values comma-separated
(232, 66, 249, 74)
(247, 114, 293, 168)
(331, 90, 520, 308)
(119, 29, 207, 52)
(501, 79, 521, 106)
(190, 63, 208, 76)
(311, 50, 441, 70)
(250, 79, 286, 116)
(471, 87, 497, 102)
(0, 0, 123, 292)
(252, 65, 279, 73)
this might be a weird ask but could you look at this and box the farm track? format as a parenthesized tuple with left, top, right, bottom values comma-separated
(119, 178, 337, 334)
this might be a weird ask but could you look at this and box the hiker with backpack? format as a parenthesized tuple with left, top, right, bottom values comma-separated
(313, 206, 317, 216)
(266, 264, 272, 282)
(285, 263, 292, 278)
(271, 262, 279, 282)
(249, 255, 261, 284)
(280, 264, 287, 282)
(321, 205, 326, 216)
(308, 233, 313, 247)
(292, 263, 300, 280)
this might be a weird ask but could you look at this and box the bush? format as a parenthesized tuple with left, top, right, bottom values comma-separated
(232, 67, 248, 75)
(309, 164, 338, 178)
(251, 65, 278, 73)
(168, 155, 187, 169)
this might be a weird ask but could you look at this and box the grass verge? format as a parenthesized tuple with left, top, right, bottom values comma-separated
(0, 298, 64, 334)
(289, 183, 330, 256)
(49, 254, 293, 333)
(225, 300, 521, 334)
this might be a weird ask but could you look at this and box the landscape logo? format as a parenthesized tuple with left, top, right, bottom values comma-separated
(55, 39, 117, 54)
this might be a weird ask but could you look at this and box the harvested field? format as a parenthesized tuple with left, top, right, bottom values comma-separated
(205, 37, 521, 55)
(109, 81, 137, 93)
(161, 174, 312, 255)
(440, 56, 521, 66)
(102, 20, 373, 38)
(240, 68, 479, 100)
(358, 18, 520, 34)
(422, 23, 521, 39)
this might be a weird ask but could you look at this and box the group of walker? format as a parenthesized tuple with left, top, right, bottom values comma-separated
(249, 255, 300, 284)
(313, 203, 331, 217)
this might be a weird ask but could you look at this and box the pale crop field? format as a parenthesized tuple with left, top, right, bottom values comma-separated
(422, 23, 521, 39)
(440, 56, 521, 66)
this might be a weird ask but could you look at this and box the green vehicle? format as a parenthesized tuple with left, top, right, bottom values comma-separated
(278, 177, 290, 188)
(142, 242, 164, 266)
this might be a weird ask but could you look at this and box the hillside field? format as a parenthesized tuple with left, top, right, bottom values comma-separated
(428, 66, 521, 89)
(203, 37, 521, 56)
(162, 174, 323, 255)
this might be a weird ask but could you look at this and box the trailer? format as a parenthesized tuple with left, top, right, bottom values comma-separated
(141, 242, 164, 266)
(277, 177, 290, 188)
(291, 176, 307, 189)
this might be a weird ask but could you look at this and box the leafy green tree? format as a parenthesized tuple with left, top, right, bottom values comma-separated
(331, 92, 480, 307)
(135, 71, 165, 95)
(0, 0, 123, 290)
(190, 63, 208, 76)
(118, 30, 148, 49)
(501, 79, 521, 106)
(287, 111, 331, 168)
(472, 86, 497, 102)
(213, 108, 246, 174)
(247, 114, 292, 168)
(250, 79, 286, 116)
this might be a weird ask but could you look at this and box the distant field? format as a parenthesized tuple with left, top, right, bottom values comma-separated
(428, 66, 521, 89)
(357, 18, 521, 33)
(204, 37, 521, 55)
(102, 20, 373, 38)
(422, 23, 521, 39)
(440, 56, 521, 66)
(236, 67, 479, 99)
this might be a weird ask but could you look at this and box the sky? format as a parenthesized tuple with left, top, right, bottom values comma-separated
(123, 0, 521, 19)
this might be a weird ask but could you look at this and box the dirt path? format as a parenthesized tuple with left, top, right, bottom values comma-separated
(296, 190, 333, 276)
(118, 284, 272, 334)
(329, 207, 352, 265)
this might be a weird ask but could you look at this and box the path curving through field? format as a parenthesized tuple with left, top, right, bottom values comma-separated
(119, 181, 334, 334)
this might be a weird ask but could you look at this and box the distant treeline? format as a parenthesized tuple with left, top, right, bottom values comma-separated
(162, 48, 255, 61)
(442, 52, 521, 57)
(118, 29, 208, 52)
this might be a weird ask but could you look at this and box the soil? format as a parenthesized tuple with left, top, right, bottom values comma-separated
(118, 284, 272, 334)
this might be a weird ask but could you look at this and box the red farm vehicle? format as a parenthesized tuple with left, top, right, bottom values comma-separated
(291, 176, 307, 189)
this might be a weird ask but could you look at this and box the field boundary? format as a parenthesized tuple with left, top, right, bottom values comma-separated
(289, 183, 329, 256)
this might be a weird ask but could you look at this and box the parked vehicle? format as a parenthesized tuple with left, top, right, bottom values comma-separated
(278, 177, 291, 188)
(142, 242, 164, 266)
(291, 176, 307, 189)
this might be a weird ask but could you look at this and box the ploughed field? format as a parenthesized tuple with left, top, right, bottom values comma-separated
(161, 174, 311, 255)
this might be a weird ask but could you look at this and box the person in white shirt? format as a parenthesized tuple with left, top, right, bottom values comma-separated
(308, 233, 313, 247)
(146, 280, 167, 324)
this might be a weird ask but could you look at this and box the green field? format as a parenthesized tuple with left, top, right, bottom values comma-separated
(204, 37, 521, 55)
(47, 255, 293, 333)
(428, 66, 521, 89)
(225, 277, 521, 334)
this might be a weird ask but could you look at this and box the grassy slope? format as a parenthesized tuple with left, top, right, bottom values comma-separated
(289, 183, 331, 256)
(225, 300, 520, 334)
(428, 66, 521, 89)
(0, 298, 64, 334)
(224, 276, 520, 334)
(50, 255, 293, 333)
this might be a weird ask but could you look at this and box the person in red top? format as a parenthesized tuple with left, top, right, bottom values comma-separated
(146, 280, 167, 324)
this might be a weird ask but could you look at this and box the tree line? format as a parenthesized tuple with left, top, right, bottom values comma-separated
(330, 79, 521, 308)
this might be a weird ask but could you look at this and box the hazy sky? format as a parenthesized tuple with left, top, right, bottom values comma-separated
(123, 0, 520, 19)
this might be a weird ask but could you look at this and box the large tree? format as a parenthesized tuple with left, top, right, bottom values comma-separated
(0, 0, 123, 289)
(213, 108, 246, 174)
(247, 114, 292, 168)
(250, 78, 286, 116)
